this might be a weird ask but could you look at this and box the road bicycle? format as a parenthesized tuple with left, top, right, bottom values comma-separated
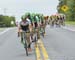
(20, 31, 29, 56)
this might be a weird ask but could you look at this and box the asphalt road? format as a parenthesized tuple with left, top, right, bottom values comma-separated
(0, 28, 36, 60)
(0, 26, 75, 60)
(42, 25, 75, 60)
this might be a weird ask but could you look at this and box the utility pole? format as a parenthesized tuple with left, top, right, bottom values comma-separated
(4, 8, 7, 15)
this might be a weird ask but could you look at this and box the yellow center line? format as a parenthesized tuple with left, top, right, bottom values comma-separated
(39, 39, 50, 60)
(35, 44, 42, 60)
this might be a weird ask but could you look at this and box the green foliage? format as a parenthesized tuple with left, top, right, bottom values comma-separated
(65, 20, 75, 25)
(0, 15, 16, 27)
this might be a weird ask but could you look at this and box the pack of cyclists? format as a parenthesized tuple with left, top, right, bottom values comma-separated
(48, 13, 66, 27)
(18, 12, 46, 52)
(18, 12, 66, 52)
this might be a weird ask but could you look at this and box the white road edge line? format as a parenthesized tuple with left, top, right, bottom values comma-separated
(62, 26, 75, 32)
(0, 28, 12, 35)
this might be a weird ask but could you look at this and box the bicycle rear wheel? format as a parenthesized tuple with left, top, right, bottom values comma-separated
(34, 33, 38, 47)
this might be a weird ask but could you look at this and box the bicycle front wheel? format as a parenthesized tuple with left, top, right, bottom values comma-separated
(24, 42, 28, 56)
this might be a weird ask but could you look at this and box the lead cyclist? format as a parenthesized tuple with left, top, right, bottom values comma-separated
(18, 14, 32, 52)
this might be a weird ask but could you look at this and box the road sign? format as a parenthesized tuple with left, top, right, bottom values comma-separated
(61, 5, 69, 12)
(11, 21, 14, 24)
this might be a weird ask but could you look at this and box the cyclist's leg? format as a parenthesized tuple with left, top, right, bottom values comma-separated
(21, 32, 23, 42)
(43, 22, 46, 35)
(41, 25, 45, 36)
(31, 29, 35, 42)
(37, 27, 40, 39)
(20, 30, 24, 44)
(30, 24, 33, 40)
(26, 32, 32, 51)
(43, 24, 45, 34)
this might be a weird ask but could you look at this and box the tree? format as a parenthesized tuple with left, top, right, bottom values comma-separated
(57, 0, 75, 21)
(67, 0, 75, 21)
(0, 15, 16, 27)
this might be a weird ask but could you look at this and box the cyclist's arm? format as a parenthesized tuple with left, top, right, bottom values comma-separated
(18, 22, 22, 32)
(27, 19, 32, 32)
(17, 22, 22, 37)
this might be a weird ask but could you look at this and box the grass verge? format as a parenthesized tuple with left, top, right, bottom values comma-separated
(65, 21, 75, 25)
(0, 28, 6, 31)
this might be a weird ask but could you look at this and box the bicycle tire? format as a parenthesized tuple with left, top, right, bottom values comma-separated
(34, 33, 38, 47)
(24, 42, 28, 56)
(24, 32, 28, 56)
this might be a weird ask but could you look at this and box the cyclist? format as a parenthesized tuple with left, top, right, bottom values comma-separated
(39, 14, 46, 36)
(33, 14, 40, 40)
(50, 15, 55, 27)
(18, 14, 32, 52)
(29, 13, 35, 41)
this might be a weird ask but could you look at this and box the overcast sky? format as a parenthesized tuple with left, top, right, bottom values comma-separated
(0, 0, 59, 21)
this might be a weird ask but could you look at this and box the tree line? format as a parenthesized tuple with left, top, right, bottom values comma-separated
(0, 15, 16, 27)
